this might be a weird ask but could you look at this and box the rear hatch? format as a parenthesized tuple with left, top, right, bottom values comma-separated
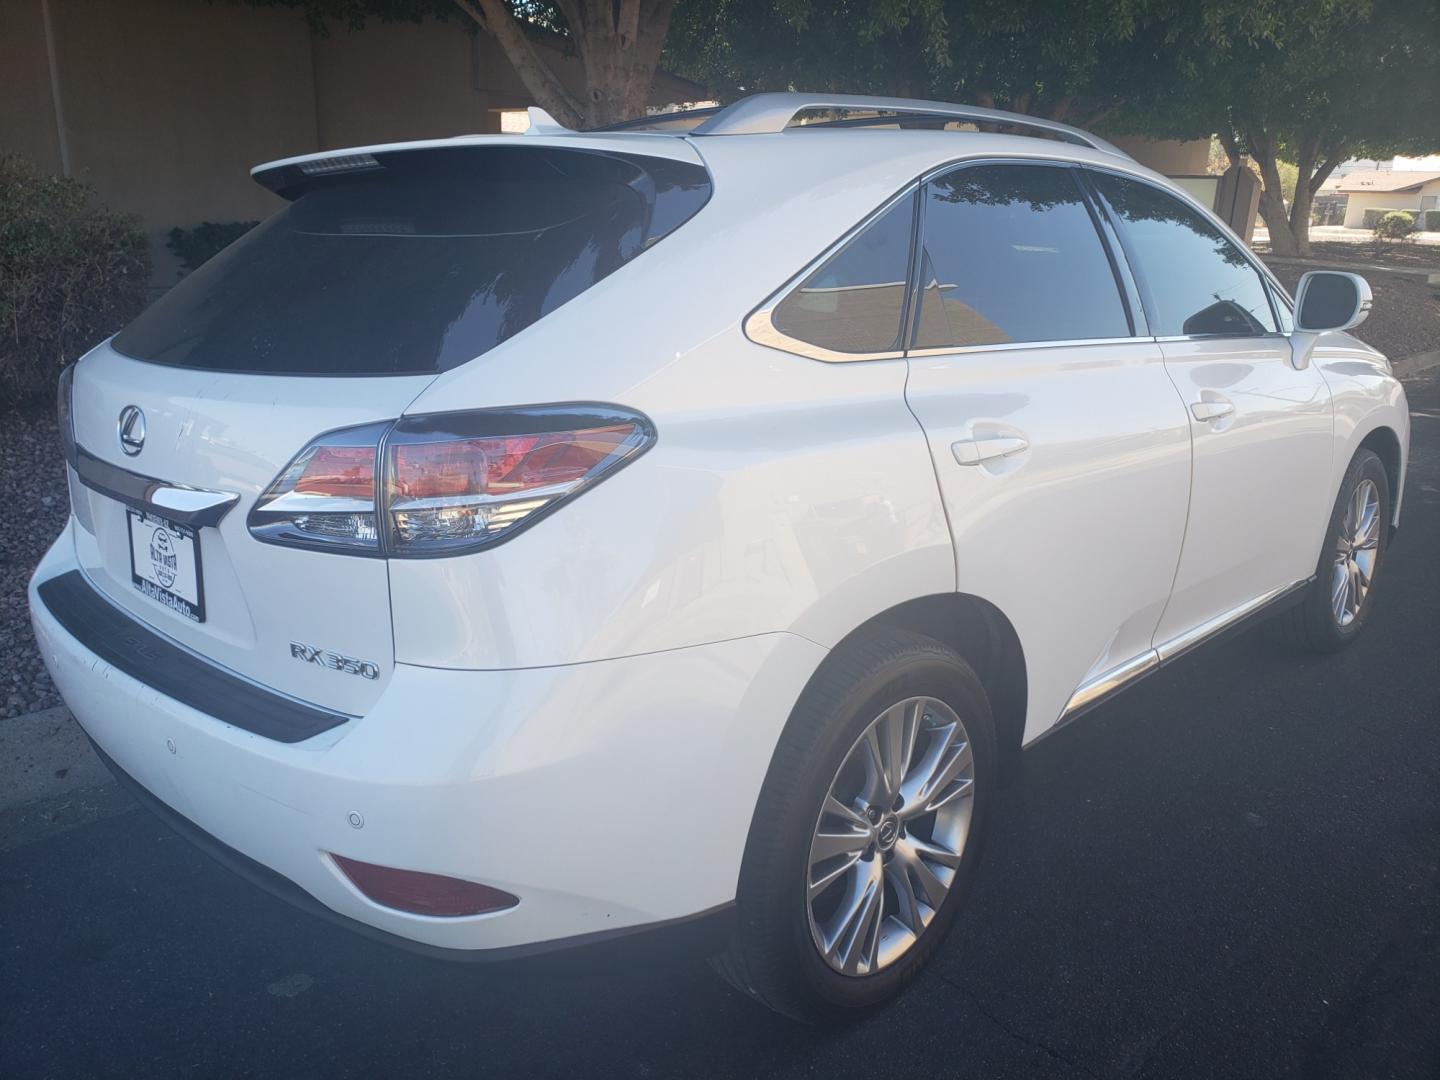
(67, 350, 427, 715)
(62, 139, 709, 717)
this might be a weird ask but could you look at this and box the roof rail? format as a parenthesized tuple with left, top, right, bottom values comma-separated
(689, 92, 1129, 159)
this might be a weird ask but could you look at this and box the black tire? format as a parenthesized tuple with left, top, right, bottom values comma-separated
(712, 627, 998, 1022)
(1278, 447, 1391, 653)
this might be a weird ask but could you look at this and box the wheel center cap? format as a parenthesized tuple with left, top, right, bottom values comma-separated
(876, 814, 900, 851)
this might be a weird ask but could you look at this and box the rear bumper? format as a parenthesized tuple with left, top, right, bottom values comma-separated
(29, 522, 824, 955)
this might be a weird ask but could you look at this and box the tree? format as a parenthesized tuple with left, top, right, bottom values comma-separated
(245, 0, 678, 128)
(1137, 0, 1440, 256)
(665, 0, 1285, 126)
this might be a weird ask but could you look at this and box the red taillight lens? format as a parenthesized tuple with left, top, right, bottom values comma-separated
(248, 422, 387, 554)
(293, 445, 377, 499)
(391, 427, 630, 500)
(331, 854, 517, 917)
(248, 408, 653, 557)
(384, 410, 652, 555)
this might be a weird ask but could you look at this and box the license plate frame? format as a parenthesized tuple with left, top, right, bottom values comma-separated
(126, 508, 205, 623)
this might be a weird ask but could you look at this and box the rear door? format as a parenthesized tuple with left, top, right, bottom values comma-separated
(1083, 171, 1334, 650)
(902, 162, 1193, 732)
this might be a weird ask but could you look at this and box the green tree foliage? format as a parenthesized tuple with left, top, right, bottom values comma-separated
(668, 0, 1438, 256)
(0, 156, 150, 405)
(1127, 0, 1440, 255)
(242, 0, 678, 128)
(665, 0, 1285, 125)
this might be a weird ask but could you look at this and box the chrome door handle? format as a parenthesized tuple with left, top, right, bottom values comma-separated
(952, 434, 1030, 466)
(1190, 400, 1235, 422)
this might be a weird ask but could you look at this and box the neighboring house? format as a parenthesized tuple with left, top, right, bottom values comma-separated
(1329, 170, 1440, 228)
(0, 0, 704, 283)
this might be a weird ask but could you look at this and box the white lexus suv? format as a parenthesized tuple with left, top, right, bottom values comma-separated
(30, 94, 1409, 1021)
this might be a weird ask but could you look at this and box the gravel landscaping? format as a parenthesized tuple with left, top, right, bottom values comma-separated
(1261, 257, 1440, 362)
(1, 407, 68, 718)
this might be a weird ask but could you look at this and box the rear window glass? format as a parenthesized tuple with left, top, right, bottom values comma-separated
(113, 146, 711, 375)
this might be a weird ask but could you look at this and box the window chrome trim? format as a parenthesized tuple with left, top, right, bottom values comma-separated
(1152, 333, 1292, 345)
(743, 184, 919, 363)
(746, 152, 1293, 364)
(907, 336, 1152, 359)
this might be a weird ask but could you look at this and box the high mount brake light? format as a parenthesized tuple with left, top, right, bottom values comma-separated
(248, 407, 653, 557)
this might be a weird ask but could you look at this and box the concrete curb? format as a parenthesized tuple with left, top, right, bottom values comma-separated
(1396, 349, 1440, 382)
(1261, 254, 1440, 284)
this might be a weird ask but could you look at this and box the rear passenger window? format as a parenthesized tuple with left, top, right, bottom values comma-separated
(768, 195, 916, 355)
(913, 163, 1131, 350)
(1089, 172, 1278, 338)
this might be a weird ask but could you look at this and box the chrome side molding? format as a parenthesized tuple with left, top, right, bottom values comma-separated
(1057, 578, 1312, 727)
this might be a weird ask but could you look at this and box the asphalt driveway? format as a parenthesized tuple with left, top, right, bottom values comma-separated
(2, 370, 1438, 1080)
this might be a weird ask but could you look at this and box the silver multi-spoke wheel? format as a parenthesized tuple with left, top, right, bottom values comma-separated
(806, 696, 974, 976)
(1332, 477, 1380, 627)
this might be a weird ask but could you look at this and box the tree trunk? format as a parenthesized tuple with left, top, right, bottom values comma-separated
(456, 0, 678, 130)
(1244, 126, 1301, 256)
(556, 0, 676, 128)
(1291, 144, 1347, 256)
(455, 0, 585, 128)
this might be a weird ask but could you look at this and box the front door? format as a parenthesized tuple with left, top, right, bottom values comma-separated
(1084, 171, 1335, 649)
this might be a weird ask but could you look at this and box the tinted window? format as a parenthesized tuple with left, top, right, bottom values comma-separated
(913, 164, 1130, 350)
(1089, 173, 1277, 338)
(770, 195, 916, 355)
(114, 147, 711, 375)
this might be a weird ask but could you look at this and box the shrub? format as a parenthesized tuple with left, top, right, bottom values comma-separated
(1423, 209, 1440, 232)
(1371, 210, 1416, 255)
(0, 155, 150, 406)
(166, 220, 258, 274)
(1360, 207, 1401, 229)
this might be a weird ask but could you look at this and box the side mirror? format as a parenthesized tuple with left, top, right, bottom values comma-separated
(1289, 271, 1372, 371)
(1295, 271, 1372, 332)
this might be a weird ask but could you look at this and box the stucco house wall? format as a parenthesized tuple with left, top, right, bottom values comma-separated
(0, 0, 701, 283)
(1341, 182, 1440, 228)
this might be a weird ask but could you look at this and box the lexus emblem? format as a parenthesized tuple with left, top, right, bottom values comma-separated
(118, 406, 146, 456)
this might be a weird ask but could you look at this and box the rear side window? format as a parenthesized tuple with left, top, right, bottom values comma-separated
(913, 163, 1131, 350)
(1088, 172, 1277, 338)
(768, 195, 917, 356)
(114, 147, 711, 375)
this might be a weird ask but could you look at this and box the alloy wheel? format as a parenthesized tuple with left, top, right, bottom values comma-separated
(806, 696, 975, 976)
(1332, 478, 1380, 627)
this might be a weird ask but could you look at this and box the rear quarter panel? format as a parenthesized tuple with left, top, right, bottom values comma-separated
(388, 135, 962, 668)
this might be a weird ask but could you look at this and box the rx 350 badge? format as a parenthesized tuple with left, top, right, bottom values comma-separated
(290, 641, 380, 680)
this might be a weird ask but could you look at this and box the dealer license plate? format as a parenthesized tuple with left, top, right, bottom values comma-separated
(127, 509, 205, 622)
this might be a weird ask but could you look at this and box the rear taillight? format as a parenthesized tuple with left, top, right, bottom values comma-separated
(248, 422, 388, 555)
(248, 406, 653, 558)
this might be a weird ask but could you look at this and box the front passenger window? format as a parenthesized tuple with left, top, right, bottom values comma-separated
(1088, 173, 1278, 338)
